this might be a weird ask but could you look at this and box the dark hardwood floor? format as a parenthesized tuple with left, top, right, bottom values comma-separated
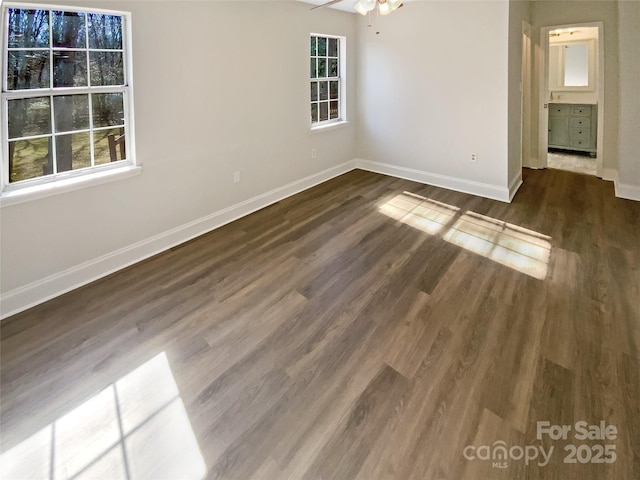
(1, 168, 639, 479)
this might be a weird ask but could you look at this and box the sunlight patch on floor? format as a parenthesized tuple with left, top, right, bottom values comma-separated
(0, 352, 206, 480)
(379, 193, 551, 280)
(443, 212, 551, 280)
(379, 191, 460, 235)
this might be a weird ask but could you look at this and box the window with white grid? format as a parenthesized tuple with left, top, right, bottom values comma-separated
(1, 4, 135, 192)
(310, 34, 345, 127)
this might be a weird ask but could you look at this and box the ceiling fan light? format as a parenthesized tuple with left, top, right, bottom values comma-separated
(363, 0, 377, 11)
(354, 1, 368, 15)
(378, 1, 392, 15)
(388, 0, 402, 10)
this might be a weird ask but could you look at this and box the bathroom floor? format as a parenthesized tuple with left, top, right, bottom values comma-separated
(547, 150, 597, 176)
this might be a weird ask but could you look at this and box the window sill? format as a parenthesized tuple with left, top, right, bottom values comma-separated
(0, 165, 142, 207)
(310, 120, 349, 134)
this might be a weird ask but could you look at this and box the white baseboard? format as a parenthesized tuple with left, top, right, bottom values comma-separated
(354, 159, 511, 203)
(615, 181, 640, 201)
(509, 172, 523, 201)
(0, 160, 357, 319)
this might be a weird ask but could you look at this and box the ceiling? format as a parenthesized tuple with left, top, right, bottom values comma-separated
(549, 26, 599, 43)
(297, 0, 359, 13)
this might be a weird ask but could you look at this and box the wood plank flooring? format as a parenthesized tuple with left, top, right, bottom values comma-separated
(1, 168, 639, 479)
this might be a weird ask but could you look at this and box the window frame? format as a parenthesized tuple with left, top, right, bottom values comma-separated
(310, 33, 346, 130)
(0, 2, 137, 198)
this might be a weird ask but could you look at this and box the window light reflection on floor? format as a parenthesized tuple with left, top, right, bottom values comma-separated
(378, 191, 460, 235)
(0, 352, 206, 480)
(379, 192, 551, 280)
(443, 211, 551, 280)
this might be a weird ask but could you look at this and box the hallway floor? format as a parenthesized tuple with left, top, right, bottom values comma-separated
(547, 150, 596, 176)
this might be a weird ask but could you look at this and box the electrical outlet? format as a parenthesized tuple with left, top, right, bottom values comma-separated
(471, 153, 477, 162)
(233, 171, 241, 183)
(311, 148, 317, 159)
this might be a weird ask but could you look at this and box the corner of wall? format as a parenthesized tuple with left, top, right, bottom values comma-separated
(509, 171, 523, 202)
(354, 159, 512, 203)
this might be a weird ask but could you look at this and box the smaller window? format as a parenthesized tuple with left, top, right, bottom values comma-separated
(310, 34, 345, 127)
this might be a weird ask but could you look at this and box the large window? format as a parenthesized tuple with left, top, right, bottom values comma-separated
(1, 5, 134, 191)
(310, 34, 345, 127)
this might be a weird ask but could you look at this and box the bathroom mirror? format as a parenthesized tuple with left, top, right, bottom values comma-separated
(548, 40, 595, 91)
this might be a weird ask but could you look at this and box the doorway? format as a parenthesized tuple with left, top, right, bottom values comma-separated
(537, 22, 604, 177)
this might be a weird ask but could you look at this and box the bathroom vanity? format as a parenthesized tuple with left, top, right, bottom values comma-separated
(548, 103, 597, 157)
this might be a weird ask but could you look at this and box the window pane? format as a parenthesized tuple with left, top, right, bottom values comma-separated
(53, 95, 90, 132)
(8, 9, 50, 48)
(94, 128, 126, 164)
(88, 14, 122, 49)
(92, 93, 125, 128)
(310, 82, 318, 102)
(311, 103, 318, 123)
(319, 102, 328, 121)
(317, 58, 327, 78)
(8, 137, 51, 183)
(318, 37, 327, 56)
(310, 36, 317, 56)
(7, 51, 50, 90)
(310, 59, 317, 79)
(55, 132, 91, 172)
(330, 101, 339, 119)
(52, 10, 86, 48)
(328, 38, 338, 57)
(8, 97, 52, 139)
(330, 81, 339, 100)
(319, 81, 328, 101)
(90, 52, 124, 86)
(53, 51, 88, 87)
(329, 59, 338, 77)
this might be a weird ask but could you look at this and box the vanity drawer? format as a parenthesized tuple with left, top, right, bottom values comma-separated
(549, 104, 571, 117)
(569, 137, 592, 149)
(570, 127, 591, 141)
(570, 117, 591, 128)
(571, 106, 591, 116)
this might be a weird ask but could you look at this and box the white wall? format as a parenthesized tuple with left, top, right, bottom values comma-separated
(355, 1, 511, 200)
(508, 0, 531, 194)
(616, 0, 640, 199)
(0, 1, 358, 315)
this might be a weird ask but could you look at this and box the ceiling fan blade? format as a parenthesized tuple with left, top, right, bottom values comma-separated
(311, 0, 344, 10)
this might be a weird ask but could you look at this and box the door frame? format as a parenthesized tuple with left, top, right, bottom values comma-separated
(521, 21, 532, 169)
(537, 21, 604, 176)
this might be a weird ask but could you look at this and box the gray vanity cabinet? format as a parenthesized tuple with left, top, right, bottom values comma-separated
(548, 103, 597, 156)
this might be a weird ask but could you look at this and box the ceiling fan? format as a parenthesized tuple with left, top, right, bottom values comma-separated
(311, 0, 403, 16)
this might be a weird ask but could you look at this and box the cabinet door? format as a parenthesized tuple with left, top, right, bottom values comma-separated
(549, 117, 569, 146)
